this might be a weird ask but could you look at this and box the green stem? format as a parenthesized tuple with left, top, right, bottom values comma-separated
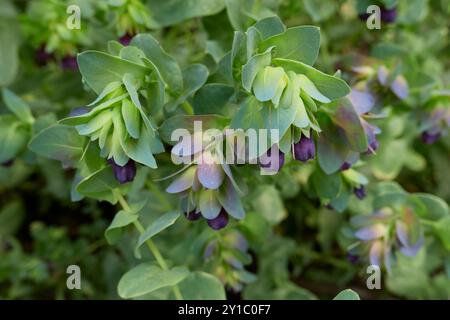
(116, 191, 183, 300)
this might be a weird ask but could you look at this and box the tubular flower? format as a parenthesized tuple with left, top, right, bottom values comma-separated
(293, 134, 316, 162)
(419, 107, 450, 145)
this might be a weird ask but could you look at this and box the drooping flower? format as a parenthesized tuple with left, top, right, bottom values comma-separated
(293, 135, 316, 162)
(259, 145, 285, 172)
(35, 45, 54, 66)
(340, 162, 352, 171)
(119, 33, 134, 46)
(184, 210, 202, 221)
(380, 6, 397, 23)
(108, 159, 136, 184)
(354, 186, 367, 200)
(60, 55, 78, 71)
(421, 131, 441, 144)
(206, 209, 229, 230)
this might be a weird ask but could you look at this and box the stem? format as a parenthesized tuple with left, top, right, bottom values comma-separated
(115, 191, 183, 300)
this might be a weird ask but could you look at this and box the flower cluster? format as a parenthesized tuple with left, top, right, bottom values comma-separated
(349, 206, 424, 271)
(166, 135, 245, 230)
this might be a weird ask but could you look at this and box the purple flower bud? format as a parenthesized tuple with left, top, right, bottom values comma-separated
(206, 208, 229, 231)
(185, 210, 202, 221)
(60, 55, 78, 71)
(421, 131, 441, 145)
(68, 106, 89, 117)
(293, 135, 315, 162)
(35, 45, 54, 66)
(119, 33, 134, 46)
(358, 12, 370, 22)
(108, 159, 136, 184)
(354, 186, 366, 200)
(1, 159, 14, 167)
(381, 6, 397, 24)
(259, 146, 285, 172)
(340, 162, 352, 171)
(347, 254, 359, 265)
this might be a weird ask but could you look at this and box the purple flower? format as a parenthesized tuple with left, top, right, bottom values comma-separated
(185, 210, 202, 221)
(35, 45, 54, 66)
(293, 135, 316, 162)
(108, 159, 136, 184)
(259, 145, 285, 172)
(381, 6, 397, 23)
(1, 159, 14, 167)
(60, 55, 78, 71)
(207, 208, 229, 230)
(354, 186, 366, 200)
(340, 162, 352, 171)
(68, 106, 89, 117)
(347, 254, 359, 264)
(421, 131, 441, 145)
(119, 33, 134, 46)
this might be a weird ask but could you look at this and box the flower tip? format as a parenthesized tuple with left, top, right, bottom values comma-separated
(206, 209, 229, 230)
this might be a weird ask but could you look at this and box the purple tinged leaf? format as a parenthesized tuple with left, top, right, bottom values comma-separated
(369, 241, 383, 267)
(166, 166, 196, 193)
(355, 224, 386, 241)
(395, 221, 409, 248)
(349, 89, 375, 114)
(204, 241, 217, 259)
(206, 208, 229, 230)
(197, 152, 224, 190)
(390, 75, 409, 100)
(217, 180, 245, 220)
(377, 66, 389, 86)
(69, 107, 90, 117)
(399, 236, 424, 257)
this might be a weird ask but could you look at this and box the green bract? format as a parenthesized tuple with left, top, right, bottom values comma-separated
(60, 38, 166, 168)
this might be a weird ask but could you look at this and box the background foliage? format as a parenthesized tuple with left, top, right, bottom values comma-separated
(0, 0, 449, 300)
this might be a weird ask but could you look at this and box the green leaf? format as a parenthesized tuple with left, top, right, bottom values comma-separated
(2, 89, 34, 124)
(273, 58, 351, 101)
(0, 17, 19, 86)
(165, 64, 209, 111)
(253, 16, 286, 40)
(118, 263, 189, 299)
(77, 51, 149, 94)
(130, 34, 183, 93)
(0, 200, 24, 236)
(148, 0, 225, 27)
(178, 272, 226, 300)
(311, 169, 342, 200)
(76, 167, 120, 204)
(260, 26, 320, 66)
(415, 193, 449, 220)
(304, 0, 338, 22)
(193, 83, 235, 116)
(0, 116, 28, 163)
(105, 210, 139, 245)
(252, 185, 287, 225)
(333, 289, 361, 300)
(136, 211, 181, 253)
(121, 99, 141, 139)
(433, 216, 450, 250)
(29, 124, 85, 168)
